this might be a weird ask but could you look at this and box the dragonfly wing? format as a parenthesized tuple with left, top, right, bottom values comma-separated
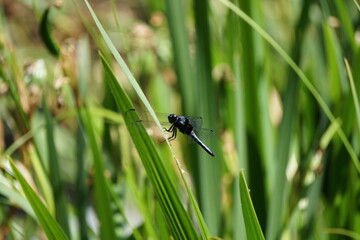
(129, 120, 173, 141)
(125, 109, 170, 122)
(187, 128, 214, 144)
(186, 117, 203, 131)
(125, 109, 173, 141)
(131, 120, 171, 130)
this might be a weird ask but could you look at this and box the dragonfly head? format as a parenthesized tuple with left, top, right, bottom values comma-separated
(168, 114, 177, 123)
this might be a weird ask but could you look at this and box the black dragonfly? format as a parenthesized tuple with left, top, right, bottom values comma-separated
(127, 109, 215, 157)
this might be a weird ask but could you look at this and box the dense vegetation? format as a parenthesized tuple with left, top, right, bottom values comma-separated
(1, 0, 360, 239)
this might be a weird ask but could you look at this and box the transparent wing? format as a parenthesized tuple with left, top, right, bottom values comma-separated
(132, 110, 170, 122)
(186, 117, 203, 131)
(132, 120, 171, 130)
(187, 128, 214, 144)
(125, 109, 171, 129)
(126, 120, 170, 142)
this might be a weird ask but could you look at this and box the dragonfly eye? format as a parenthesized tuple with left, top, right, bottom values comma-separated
(168, 114, 177, 123)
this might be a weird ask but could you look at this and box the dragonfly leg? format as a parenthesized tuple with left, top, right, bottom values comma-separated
(164, 124, 174, 132)
(167, 130, 175, 141)
(167, 128, 177, 141)
(173, 128, 177, 140)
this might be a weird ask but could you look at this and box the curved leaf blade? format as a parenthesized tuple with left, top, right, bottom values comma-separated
(239, 170, 265, 240)
(39, 4, 60, 56)
(100, 53, 200, 239)
(8, 157, 68, 240)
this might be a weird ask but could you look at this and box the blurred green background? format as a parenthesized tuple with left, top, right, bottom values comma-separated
(1, 0, 360, 239)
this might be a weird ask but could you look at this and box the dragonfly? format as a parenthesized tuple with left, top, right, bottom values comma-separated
(126, 109, 215, 157)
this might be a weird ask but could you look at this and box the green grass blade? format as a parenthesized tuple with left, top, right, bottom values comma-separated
(76, 35, 91, 99)
(325, 228, 360, 239)
(75, 35, 91, 240)
(323, 22, 346, 101)
(39, 4, 60, 56)
(4, 124, 43, 156)
(8, 157, 68, 240)
(100, 53, 200, 239)
(237, 0, 268, 230)
(163, 0, 196, 112)
(345, 59, 360, 135)
(28, 144, 55, 216)
(80, 106, 116, 240)
(334, 0, 357, 51)
(238, 170, 265, 240)
(231, 49, 248, 240)
(0, 50, 29, 131)
(354, 0, 360, 11)
(0, 175, 35, 218)
(75, 124, 89, 240)
(43, 99, 70, 236)
(180, 173, 211, 239)
(192, 0, 220, 235)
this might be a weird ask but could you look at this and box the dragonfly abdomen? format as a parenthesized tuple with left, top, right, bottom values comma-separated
(190, 131, 215, 157)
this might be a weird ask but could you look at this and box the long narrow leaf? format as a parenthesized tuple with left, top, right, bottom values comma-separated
(39, 4, 60, 56)
(8, 157, 68, 240)
(80, 107, 116, 240)
(43, 99, 70, 236)
(163, 0, 196, 112)
(345, 59, 360, 135)
(192, 0, 221, 235)
(100, 53, 200, 239)
(0, 175, 35, 218)
(239, 170, 265, 240)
